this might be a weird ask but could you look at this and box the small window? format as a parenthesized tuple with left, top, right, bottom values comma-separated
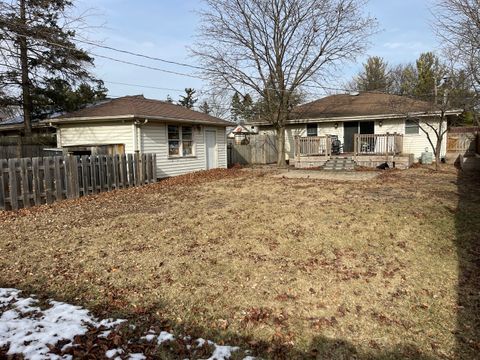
(182, 126, 193, 156)
(168, 125, 180, 156)
(168, 125, 195, 157)
(307, 123, 318, 137)
(405, 119, 419, 134)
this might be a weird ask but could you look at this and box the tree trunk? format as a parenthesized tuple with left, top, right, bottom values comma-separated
(19, 0, 32, 136)
(434, 136, 443, 171)
(276, 125, 287, 167)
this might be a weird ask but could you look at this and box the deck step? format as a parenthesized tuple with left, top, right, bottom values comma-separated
(323, 157, 356, 171)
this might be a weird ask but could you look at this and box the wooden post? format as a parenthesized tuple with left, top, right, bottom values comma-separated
(113, 155, 119, 189)
(134, 152, 140, 186)
(8, 158, 18, 210)
(120, 154, 127, 189)
(80, 156, 88, 195)
(54, 156, 63, 201)
(66, 155, 79, 199)
(152, 154, 157, 181)
(31, 157, 41, 206)
(20, 158, 30, 207)
(127, 154, 134, 187)
(44, 157, 54, 204)
(98, 155, 105, 192)
(0, 159, 7, 210)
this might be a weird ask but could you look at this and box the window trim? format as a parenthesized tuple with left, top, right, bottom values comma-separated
(405, 119, 420, 135)
(167, 124, 196, 158)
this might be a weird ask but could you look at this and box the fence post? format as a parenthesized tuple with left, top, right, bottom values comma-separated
(66, 155, 80, 199)
(152, 154, 157, 181)
(44, 157, 54, 204)
(20, 158, 30, 208)
(0, 159, 7, 210)
(31, 157, 41, 206)
(127, 154, 134, 187)
(8, 158, 18, 210)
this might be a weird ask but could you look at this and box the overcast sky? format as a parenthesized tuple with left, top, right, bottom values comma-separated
(77, 0, 440, 105)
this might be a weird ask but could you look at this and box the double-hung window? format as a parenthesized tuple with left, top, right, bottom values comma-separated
(405, 119, 419, 135)
(307, 123, 318, 137)
(168, 125, 194, 157)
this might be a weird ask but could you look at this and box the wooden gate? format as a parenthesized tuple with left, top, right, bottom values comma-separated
(228, 134, 277, 166)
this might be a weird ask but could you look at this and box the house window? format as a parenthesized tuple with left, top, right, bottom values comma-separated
(405, 119, 419, 134)
(307, 123, 318, 137)
(182, 126, 193, 156)
(168, 125, 194, 157)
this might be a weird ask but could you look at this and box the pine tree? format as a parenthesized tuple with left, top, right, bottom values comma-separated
(0, 0, 102, 134)
(415, 52, 446, 102)
(230, 92, 242, 122)
(199, 100, 211, 114)
(179, 88, 198, 109)
(242, 94, 254, 122)
(354, 56, 390, 92)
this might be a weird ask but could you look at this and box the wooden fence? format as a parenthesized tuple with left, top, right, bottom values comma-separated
(447, 128, 479, 155)
(228, 134, 277, 166)
(0, 153, 157, 210)
(0, 135, 57, 159)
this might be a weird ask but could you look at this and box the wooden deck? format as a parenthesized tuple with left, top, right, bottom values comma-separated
(293, 134, 413, 169)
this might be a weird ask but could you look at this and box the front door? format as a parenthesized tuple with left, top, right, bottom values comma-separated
(205, 130, 217, 169)
(343, 121, 359, 152)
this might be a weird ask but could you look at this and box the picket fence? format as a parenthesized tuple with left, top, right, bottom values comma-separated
(0, 153, 157, 210)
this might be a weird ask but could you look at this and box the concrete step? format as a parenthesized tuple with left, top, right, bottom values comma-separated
(323, 158, 356, 171)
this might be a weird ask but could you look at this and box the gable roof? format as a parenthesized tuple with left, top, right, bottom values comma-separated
(50, 95, 233, 126)
(290, 92, 437, 120)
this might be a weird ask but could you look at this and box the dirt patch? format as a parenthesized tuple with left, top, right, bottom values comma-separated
(0, 166, 478, 359)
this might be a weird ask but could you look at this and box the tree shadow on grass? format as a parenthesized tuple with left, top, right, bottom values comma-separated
(454, 166, 480, 358)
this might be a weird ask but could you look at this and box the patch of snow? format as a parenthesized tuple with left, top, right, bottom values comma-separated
(128, 353, 146, 360)
(0, 288, 124, 360)
(207, 345, 240, 360)
(105, 348, 124, 358)
(1, 288, 253, 360)
(157, 330, 175, 344)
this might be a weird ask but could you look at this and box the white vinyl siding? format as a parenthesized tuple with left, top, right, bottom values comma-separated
(374, 117, 446, 160)
(58, 122, 135, 153)
(141, 123, 227, 178)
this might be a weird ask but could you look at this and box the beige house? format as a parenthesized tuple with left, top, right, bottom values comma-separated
(47, 95, 232, 178)
(248, 92, 462, 168)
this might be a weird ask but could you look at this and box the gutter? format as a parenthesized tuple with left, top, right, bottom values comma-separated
(248, 109, 464, 126)
(45, 114, 233, 127)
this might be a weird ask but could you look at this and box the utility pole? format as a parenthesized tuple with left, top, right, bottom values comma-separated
(19, 0, 32, 136)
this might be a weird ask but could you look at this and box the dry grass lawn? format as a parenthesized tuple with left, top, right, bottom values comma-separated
(0, 166, 479, 359)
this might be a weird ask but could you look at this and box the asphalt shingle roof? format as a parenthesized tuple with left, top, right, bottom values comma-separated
(55, 95, 233, 126)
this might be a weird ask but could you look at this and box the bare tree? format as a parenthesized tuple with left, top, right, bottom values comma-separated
(193, 0, 377, 166)
(433, 0, 480, 125)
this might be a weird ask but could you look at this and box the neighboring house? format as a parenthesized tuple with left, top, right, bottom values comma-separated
(0, 114, 55, 137)
(47, 95, 233, 178)
(227, 123, 258, 144)
(248, 92, 462, 168)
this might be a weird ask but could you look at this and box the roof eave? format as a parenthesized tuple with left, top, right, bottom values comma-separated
(47, 114, 232, 127)
(248, 109, 463, 125)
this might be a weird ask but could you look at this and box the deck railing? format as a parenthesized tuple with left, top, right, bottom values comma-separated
(354, 133, 403, 155)
(294, 136, 331, 157)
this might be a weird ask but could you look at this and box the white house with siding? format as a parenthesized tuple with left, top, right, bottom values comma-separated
(47, 95, 232, 178)
(248, 92, 462, 168)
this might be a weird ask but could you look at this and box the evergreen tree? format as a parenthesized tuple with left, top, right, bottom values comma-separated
(179, 88, 198, 109)
(0, 0, 102, 134)
(242, 94, 254, 122)
(230, 92, 242, 122)
(415, 52, 446, 102)
(33, 79, 107, 115)
(354, 56, 391, 92)
(199, 100, 211, 114)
